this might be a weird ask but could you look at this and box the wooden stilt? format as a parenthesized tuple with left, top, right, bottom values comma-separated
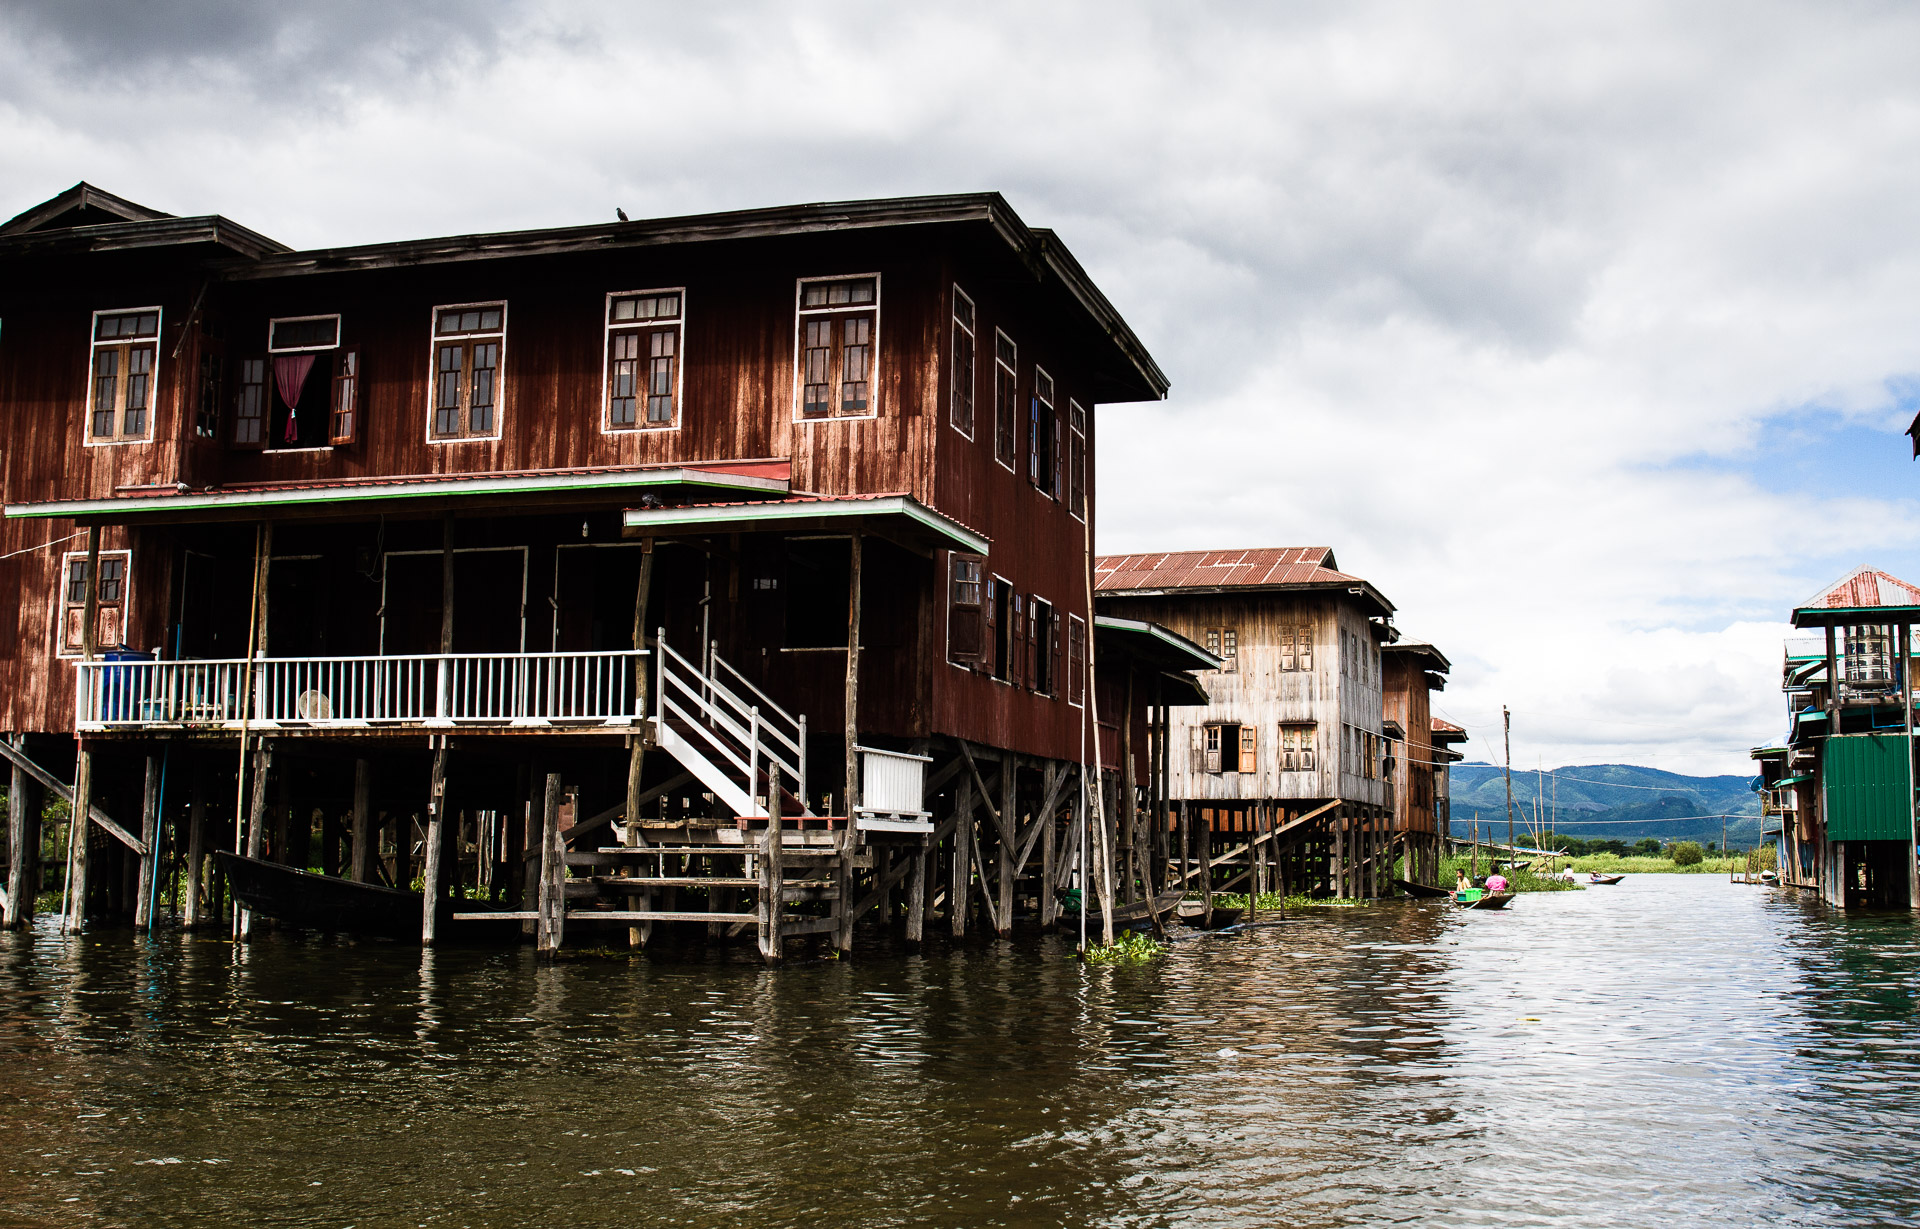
(996, 752, 1014, 938)
(64, 525, 103, 934)
(1040, 780, 1058, 928)
(624, 738, 652, 949)
(421, 742, 448, 945)
(350, 759, 372, 883)
(238, 740, 271, 939)
(1195, 805, 1212, 926)
(133, 755, 160, 931)
(907, 834, 928, 946)
(758, 784, 784, 964)
(4, 744, 38, 930)
(182, 766, 207, 929)
(537, 772, 564, 957)
(951, 769, 972, 938)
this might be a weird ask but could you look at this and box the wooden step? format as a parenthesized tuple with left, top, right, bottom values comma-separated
(590, 876, 759, 889)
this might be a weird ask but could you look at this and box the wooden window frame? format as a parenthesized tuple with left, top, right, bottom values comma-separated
(1204, 627, 1237, 673)
(1028, 595, 1058, 696)
(1280, 624, 1314, 672)
(1029, 367, 1058, 498)
(1238, 724, 1258, 775)
(989, 573, 1013, 682)
(1280, 723, 1315, 772)
(329, 348, 362, 446)
(603, 288, 686, 434)
(992, 329, 1017, 472)
(266, 313, 342, 354)
(85, 307, 162, 447)
(947, 551, 986, 667)
(1068, 614, 1087, 707)
(950, 285, 976, 440)
(426, 301, 507, 443)
(793, 275, 881, 423)
(232, 357, 267, 450)
(1068, 399, 1087, 522)
(56, 549, 131, 657)
(1202, 723, 1224, 774)
(195, 349, 224, 441)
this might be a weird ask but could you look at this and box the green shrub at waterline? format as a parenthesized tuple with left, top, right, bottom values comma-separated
(1083, 931, 1167, 964)
(1669, 841, 1704, 867)
(1567, 847, 1775, 875)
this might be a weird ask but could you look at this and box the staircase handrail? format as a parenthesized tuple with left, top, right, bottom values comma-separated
(711, 650, 804, 752)
(658, 651, 800, 786)
(654, 629, 808, 813)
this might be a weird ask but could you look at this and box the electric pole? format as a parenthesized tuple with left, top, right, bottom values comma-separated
(1503, 706, 1514, 864)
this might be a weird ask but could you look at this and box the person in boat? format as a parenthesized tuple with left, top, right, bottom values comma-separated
(1455, 871, 1472, 895)
(1483, 869, 1510, 894)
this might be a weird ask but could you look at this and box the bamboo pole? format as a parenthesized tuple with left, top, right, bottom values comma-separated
(230, 521, 269, 940)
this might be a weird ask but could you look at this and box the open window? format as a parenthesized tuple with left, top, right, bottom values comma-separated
(236, 314, 359, 450)
(950, 286, 976, 439)
(990, 574, 1013, 680)
(947, 552, 985, 665)
(429, 303, 505, 441)
(1201, 723, 1245, 774)
(1068, 399, 1087, 520)
(796, 276, 879, 420)
(606, 289, 683, 431)
(87, 309, 160, 445)
(1029, 368, 1057, 497)
(1068, 614, 1087, 706)
(1030, 596, 1057, 696)
(59, 550, 129, 654)
(993, 330, 1017, 470)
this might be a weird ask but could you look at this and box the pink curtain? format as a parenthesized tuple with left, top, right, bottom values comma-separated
(274, 354, 315, 443)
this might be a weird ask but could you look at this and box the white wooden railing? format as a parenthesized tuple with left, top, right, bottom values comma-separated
(75, 650, 647, 731)
(654, 629, 809, 818)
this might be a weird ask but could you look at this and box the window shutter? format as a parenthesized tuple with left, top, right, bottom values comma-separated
(329, 348, 361, 445)
(62, 606, 85, 651)
(982, 577, 997, 674)
(1025, 597, 1039, 690)
(1052, 412, 1064, 499)
(1299, 625, 1312, 672)
(1050, 611, 1062, 697)
(1012, 593, 1027, 686)
(1301, 727, 1316, 772)
(1203, 726, 1222, 774)
(96, 605, 123, 649)
(948, 554, 984, 664)
(1240, 724, 1257, 773)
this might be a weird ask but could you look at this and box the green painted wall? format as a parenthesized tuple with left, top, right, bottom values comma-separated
(1823, 733, 1914, 842)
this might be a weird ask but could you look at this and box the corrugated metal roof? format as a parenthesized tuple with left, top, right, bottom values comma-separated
(1096, 547, 1351, 592)
(1432, 718, 1466, 735)
(1800, 566, 1920, 611)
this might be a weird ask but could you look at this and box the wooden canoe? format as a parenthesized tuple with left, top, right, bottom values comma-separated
(1394, 878, 1453, 899)
(1077, 887, 1186, 926)
(1587, 873, 1626, 885)
(215, 852, 516, 940)
(1454, 890, 1515, 910)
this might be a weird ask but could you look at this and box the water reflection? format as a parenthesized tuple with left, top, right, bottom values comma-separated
(1, 878, 1918, 1226)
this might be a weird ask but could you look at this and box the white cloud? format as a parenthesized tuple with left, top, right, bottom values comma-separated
(6, 0, 1920, 773)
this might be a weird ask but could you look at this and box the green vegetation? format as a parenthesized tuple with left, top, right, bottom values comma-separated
(1669, 840, 1704, 867)
(1210, 891, 1373, 911)
(1567, 846, 1775, 875)
(1083, 931, 1167, 964)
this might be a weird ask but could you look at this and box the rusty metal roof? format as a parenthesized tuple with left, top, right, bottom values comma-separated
(1094, 547, 1393, 614)
(1431, 718, 1468, 743)
(1792, 566, 1920, 628)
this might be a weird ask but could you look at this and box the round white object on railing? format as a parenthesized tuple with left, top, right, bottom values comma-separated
(296, 690, 334, 721)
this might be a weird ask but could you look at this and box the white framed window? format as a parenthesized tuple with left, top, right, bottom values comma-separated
(1030, 367, 1058, 498)
(267, 314, 341, 353)
(992, 329, 1017, 471)
(794, 275, 880, 421)
(1279, 723, 1316, 772)
(429, 302, 506, 442)
(244, 314, 359, 450)
(1068, 398, 1087, 521)
(1203, 627, 1238, 672)
(1030, 596, 1059, 697)
(947, 551, 985, 666)
(86, 308, 161, 445)
(604, 289, 684, 432)
(1067, 613, 1087, 707)
(57, 550, 131, 655)
(950, 286, 976, 440)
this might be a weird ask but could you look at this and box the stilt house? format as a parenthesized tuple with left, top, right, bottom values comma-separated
(1753, 567, 1920, 910)
(1381, 639, 1453, 883)
(0, 182, 1212, 956)
(1094, 547, 1409, 899)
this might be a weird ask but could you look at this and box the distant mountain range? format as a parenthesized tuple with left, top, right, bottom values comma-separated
(1446, 762, 1766, 846)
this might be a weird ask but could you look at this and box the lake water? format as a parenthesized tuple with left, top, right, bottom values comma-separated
(2, 875, 1918, 1228)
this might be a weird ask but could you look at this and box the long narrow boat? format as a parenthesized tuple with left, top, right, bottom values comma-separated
(1454, 890, 1515, 910)
(1587, 873, 1626, 885)
(1394, 878, 1453, 899)
(215, 852, 515, 940)
(1078, 887, 1187, 927)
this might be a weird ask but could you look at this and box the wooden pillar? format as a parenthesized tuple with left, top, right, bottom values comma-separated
(63, 525, 104, 934)
(350, 759, 372, 883)
(422, 741, 448, 945)
(182, 765, 207, 929)
(238, 740, 271, 939)
(845, 530, 862, 816)
(907, 834, 928, 946)
(133, 755, 161, 931)
(1118, 668, 1137, 903)
(996, 752, 1014, 938)
(1040, 778, 1058, 928)
(758, 783, 784, 964)
(951, 769, 972, 938)
(5, 746, 40, 930)
(536, 772, 564, 956)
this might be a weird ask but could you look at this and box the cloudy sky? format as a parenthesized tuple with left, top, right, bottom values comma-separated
(5, 1, 1917, 775)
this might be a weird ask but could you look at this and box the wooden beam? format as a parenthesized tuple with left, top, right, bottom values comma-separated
(955, 740, 1009, 845)
(421, 743, 448, 945)
(562, 771, 694, 847)
(0, 738, 146, 856)
(1174, 799, 1339, 884)
(4, 741, 38, 930)
(133, 755, 160, 931)
(759, 788, 784, 964)
(350, 759, 372, 883)
(537, 773, 564, 957)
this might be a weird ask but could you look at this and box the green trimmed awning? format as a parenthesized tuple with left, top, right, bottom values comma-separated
(621, 493, 988, 556)
(1775, 773, 1813, 787)
(1094, 615, 1223, 672)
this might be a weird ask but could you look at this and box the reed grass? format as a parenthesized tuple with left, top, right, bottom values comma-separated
(1083, 930, 1168, 964)
(1434, 854, 1582, 892)
(1566, 848, 1776, 875)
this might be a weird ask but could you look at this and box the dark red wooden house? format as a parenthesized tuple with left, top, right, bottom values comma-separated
(0, 183, 1212, 954)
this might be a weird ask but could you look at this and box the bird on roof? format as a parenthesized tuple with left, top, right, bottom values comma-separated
(616, 207, 629, 221)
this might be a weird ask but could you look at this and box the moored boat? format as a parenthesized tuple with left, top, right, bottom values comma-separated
(1394, 878, 1453, 899)
(1588, 873, 1626, 885)
(215, 852, 516, 941)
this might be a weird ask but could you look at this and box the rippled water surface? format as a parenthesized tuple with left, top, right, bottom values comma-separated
(3, 876, 1919, 1227)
